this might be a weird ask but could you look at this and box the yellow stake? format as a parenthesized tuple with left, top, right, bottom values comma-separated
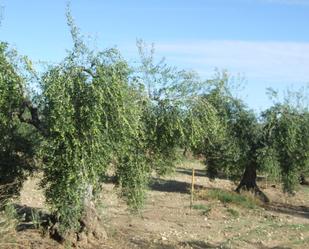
(190, 168, 195, 209)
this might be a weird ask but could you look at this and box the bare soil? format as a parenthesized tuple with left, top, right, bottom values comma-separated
(5, 159, 309, 249)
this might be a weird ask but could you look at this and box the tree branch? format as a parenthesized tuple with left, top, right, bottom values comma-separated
(18, 99, 48, 137)
(81, 67, 97, 79)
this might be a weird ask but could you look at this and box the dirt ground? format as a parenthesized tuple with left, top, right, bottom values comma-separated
(7, 159, 309, 249)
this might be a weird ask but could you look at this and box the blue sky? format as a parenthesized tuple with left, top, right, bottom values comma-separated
(0, 0, 308, 110)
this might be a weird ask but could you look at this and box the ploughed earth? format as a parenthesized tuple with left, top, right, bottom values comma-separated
(4, 159, 309, 248)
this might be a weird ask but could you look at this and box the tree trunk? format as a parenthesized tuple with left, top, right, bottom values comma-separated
(300, 174, 309, 185)
(236, 165, 269, 203)
(49, 184, 107, 245)
(183, 147, 188, 157)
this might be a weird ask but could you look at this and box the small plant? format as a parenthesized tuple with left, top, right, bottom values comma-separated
(192, 204, 212, 216)
(0, 202, 18, 247)
(226, 208, 239, 218)
(31, 209, 41, 229)
(3, 202, 17, 220)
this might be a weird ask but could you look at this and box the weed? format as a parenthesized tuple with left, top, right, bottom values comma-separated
(31, 209, 41, 229)
(290, 236, 309, 246)
(192, 204, 211, 216)
(226, 208, 239, 218)
(269, 223, 309, 232)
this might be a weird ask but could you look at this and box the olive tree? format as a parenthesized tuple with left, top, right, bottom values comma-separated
(187, 72, 270, 201)
(0, 42, 37, 202)
(133, 40, 203, 175)
(262, 103, 309, 193)
(28, 11, 153, 237)
(258, 87, 309, 193)
(0, 8, 150, 237)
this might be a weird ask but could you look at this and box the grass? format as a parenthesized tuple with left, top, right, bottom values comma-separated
(224, 216, 309, 246)
(268, 223, 309, 232)
(31, 209, 42, 230)
(192, 204, 212, 216)
(196, 188, 260, 209)
(0, 202, 19, 248)
(226, 208, 239, 218)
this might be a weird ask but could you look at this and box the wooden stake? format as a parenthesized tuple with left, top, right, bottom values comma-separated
(190, 168, 195, 209)
(265, 175, 268, 189)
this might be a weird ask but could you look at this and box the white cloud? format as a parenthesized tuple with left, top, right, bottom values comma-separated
(116, 39, 309, 110)
(257, 0, 309, 5)
(154, 40, 309, 84)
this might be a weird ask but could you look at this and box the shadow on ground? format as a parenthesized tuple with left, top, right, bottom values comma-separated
(149, 178, 206, 194)
(176, 167, 206, 177)
(130, 238, 219, 249)
(150, 176, 309, 220)
(12, 204, 51, 231)
(130, 238, 176, 249)
(179, 240, 219, 248)
(263, 201, 309, 219)
(176, 167, 233, 182)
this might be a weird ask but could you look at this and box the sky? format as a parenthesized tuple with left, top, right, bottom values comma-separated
(0, 0, 308, 111)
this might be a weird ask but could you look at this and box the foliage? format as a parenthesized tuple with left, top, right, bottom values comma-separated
(113, 83, 149, 209)
(184, 95, 221, 157)
(256, 146, 281, 181)
(262, 104, 309, 193)
(38, 10, 151, 234)
(134, 40, 202, 175)
(188, 71, 262, 181)
(141, 98, 184, 175)
(0, 43, 37, 202)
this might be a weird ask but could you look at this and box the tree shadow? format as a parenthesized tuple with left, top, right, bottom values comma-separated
(102, 174, 118, 184)
(130, 239, 219, 249)
(244, 241, 292, 249)
(149, 178, 206, 194)
(267, 247, 292, 249)
(176, 167, 236, 183)
(149, 177, 309, 221)
(176, 167, 206, 177)
(130, 238, 177, 249)
(179, 240, 219, 248)
(12, 204, 51, 232)
(263, 201, 309, 219)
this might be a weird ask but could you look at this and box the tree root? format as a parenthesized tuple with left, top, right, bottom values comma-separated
(47, 203, 107, 247)
(236, 184, 270, 203)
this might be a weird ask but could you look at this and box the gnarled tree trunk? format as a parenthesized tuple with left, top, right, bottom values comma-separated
(236, 164, 269, 203)
(300, 174, 309, 185)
